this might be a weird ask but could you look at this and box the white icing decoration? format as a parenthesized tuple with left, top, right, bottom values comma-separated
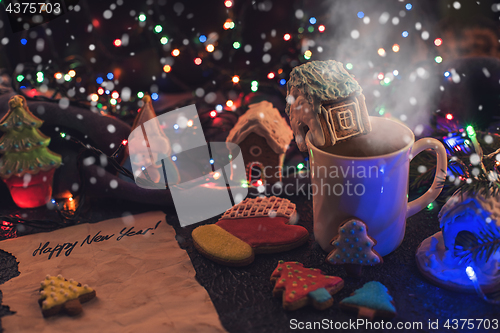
(417, 231, 500, 289)
(226, 101, 293, 155)
(439, 191, 500, 251)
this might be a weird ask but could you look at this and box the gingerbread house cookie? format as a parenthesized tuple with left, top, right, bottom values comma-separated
(226, 101, 293, 185)
(125, 94, 179, 186)
(416, 191, 500, 293)
(285, 60, 371, 151)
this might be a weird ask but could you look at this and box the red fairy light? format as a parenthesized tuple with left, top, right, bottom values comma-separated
(210, 110, 217, 118)
(122, 139, 128, 146)
(446, 113, 453, 120)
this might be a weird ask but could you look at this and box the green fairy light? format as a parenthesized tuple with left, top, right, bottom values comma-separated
(138, 13, 146, 22)
(160, 37, 169, 45)
(233, 41, 241, 49)
(16, 75, 24, 82)
(251, 80, 258, 92)
(466, 125, 476, 138)
(346, 63, 353, 70)
(36, 72, 44, 83)
(154, 25, 162, 33)
(60, 132, 66, 138)
(435, 56, 443, 64)
(137, 91, 144, 98)
(307, 26, 314, 33)
(297, 163, 304, 170)
(298, 27, 304, 34)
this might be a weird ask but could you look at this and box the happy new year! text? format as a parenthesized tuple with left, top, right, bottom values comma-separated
(32, 220, 162, 260)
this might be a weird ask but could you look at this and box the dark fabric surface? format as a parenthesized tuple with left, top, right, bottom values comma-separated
(0, 194, 499, 332)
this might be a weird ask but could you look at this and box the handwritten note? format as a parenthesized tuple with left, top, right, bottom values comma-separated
(32, 220, 163, 260)
(0, 211, 225, 332)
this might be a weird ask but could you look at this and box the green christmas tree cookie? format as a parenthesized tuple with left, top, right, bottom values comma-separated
(340, 281, 396, 320)
(0, 95, 61, 208)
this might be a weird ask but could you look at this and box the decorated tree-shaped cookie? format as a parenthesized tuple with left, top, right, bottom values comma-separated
(270, 261, 344, 311)
(39, 275, 96, 317)
(326, 218, 382, 277)
(340, 281, 396, 320)
(0, 95, 61, 208)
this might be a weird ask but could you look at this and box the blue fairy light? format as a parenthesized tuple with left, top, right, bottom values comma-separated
(96, 77, 104, 84)
(173, 124, 179, 130)
(357, 11, 364, 18)
(21, 38, 27, 45)
(444, 71, 450, 77)
(199, 35, 207, 43)
(107, 72, 114, 80)
(406, 3, 412, 10)
(309, 17, 316, 24)
(279, 79, 286, 85)
(402, 31, 409, 38)
(151, 92, 159, 100)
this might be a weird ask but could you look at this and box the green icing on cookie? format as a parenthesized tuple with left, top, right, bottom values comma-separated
(285, 60, 361, 115)
(341, 281, 396, 313)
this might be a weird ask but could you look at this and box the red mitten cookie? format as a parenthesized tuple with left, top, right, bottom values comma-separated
(39, 275, 96, 317)
(270, 261, 344, 311)
(192, 197, 309, 266)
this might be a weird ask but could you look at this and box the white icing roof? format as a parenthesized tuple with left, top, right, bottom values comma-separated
(439, 191, 500, 228)
(226, 101, 293, 154)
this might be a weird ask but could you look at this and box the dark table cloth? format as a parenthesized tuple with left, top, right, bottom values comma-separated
(1, 194, 498, 333)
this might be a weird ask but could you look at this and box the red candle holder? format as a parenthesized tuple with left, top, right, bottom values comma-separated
(2, 168, 56, 208)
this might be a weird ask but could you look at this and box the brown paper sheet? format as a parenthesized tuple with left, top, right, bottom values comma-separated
(0, 211, 226, 332)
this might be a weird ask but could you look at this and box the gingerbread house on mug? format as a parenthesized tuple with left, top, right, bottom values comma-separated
(286, 60, 371, 147)
(226, 101, 293, 185)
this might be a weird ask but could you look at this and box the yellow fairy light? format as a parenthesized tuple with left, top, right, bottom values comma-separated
(377, 48, 386, 57)
(187, 119, 193, 127)
(68, 70, 76, 77)
(90, 94, 99, 102)
(232, 75, 240, 83)
(206, 44, 214, 52)
(226, 100, 234, 107)
(392, 44, 400, 52)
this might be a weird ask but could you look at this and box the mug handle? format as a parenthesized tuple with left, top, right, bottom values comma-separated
(406, 138, 448, 217)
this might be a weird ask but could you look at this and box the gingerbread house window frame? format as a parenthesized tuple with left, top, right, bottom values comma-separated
(337, 110, 354, 130)
(323, 101, 363, 142)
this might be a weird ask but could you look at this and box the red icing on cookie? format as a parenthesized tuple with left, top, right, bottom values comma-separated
(271, 261, 343, 304)
(216, 216, 308, 248)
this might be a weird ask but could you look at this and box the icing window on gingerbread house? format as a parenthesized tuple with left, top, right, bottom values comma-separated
(337, 110, 354, 130)
(249, 145, 262, 157)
